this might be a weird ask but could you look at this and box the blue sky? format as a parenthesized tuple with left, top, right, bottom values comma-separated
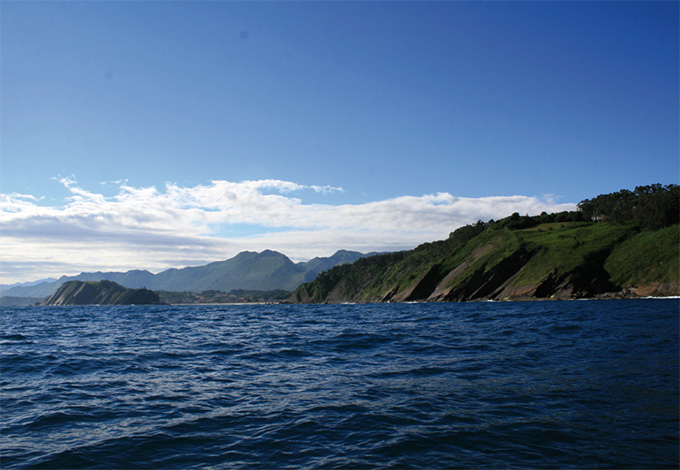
(1, 1, 678, 283)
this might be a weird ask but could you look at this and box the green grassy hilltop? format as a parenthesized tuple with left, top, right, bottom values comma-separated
(293, 185, 679, 303)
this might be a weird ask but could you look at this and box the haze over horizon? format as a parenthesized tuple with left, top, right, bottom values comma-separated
(1, 1, 678, 284)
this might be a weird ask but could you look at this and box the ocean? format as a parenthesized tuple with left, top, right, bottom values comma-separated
(1, 299, 678, 469)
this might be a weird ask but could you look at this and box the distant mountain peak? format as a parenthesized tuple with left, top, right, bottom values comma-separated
(2, 249, 375, 301)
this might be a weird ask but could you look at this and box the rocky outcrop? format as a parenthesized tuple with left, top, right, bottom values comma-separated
(43, 280, 160, 306)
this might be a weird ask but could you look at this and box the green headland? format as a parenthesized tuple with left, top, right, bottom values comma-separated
(292, 185, 679, 303)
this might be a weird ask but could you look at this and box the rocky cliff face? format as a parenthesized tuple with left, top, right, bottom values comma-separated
(43, 280, 160, 306)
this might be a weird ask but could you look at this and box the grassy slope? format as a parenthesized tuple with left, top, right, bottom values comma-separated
(604, 224, 679, 287)
(443, 229, 520, 278)
(510, 222, 634, 287)
(293, 221, 679, 302)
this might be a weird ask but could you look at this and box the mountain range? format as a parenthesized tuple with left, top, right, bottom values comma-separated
(1, 250, 374, 300)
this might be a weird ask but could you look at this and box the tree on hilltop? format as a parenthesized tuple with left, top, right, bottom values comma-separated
(578, 184, 678, 229)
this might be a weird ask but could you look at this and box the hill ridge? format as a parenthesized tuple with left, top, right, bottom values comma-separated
(292, 222, 679, 303)
(292, 185, 679, 303)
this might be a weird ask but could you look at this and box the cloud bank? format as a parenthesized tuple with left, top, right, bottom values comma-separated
(0, 178, 576, 283)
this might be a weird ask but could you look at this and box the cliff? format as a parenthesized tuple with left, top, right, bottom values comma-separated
(43, 280, 160, 306)
(292, 221, 679, 303)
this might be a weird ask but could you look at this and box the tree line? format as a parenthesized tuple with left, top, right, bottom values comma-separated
(449, 184, 678, 239)
(577, 184, 678, 230)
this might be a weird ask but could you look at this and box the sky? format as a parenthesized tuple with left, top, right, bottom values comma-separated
(1, 1, 678, 284)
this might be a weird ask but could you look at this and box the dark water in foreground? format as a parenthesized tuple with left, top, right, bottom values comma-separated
(1, 300, 678, 469)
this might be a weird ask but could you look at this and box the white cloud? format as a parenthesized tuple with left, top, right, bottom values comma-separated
(0, 177, 575, 283)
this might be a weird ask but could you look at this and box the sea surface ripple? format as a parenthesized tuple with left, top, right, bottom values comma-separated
(1, 300, 678, 469)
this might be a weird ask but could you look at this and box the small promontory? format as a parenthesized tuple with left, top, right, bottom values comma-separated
(43, 280, 160, 306)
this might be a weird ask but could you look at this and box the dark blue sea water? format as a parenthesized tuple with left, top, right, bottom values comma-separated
(1, 300, 678, 469)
